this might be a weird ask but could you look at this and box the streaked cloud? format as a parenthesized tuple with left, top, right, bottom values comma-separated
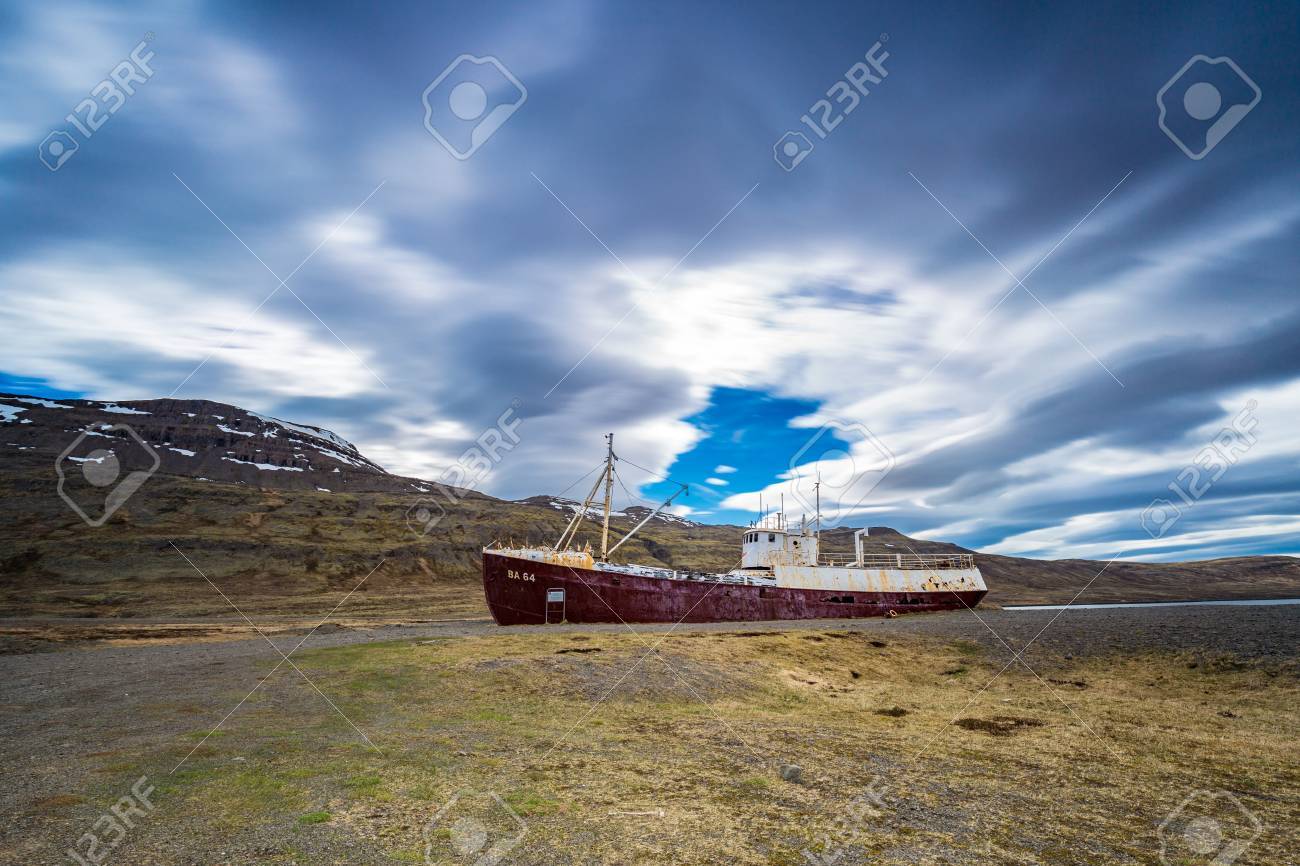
(2, 0, 1296, 561)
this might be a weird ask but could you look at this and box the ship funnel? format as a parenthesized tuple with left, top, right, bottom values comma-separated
(854, 527, 869, 566)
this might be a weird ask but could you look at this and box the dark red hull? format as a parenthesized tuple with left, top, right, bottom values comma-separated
(482, 551, 987, 625)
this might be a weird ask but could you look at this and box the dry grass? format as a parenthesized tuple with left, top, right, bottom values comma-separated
(134, 627, 1298, 864)
(0, 581, 489, 653)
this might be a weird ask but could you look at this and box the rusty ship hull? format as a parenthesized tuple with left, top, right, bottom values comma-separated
(482, 549, 987, 625)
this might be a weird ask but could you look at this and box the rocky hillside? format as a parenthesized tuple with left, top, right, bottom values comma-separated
(1, 393, 430, 494)
(2, 392, 1299, 619)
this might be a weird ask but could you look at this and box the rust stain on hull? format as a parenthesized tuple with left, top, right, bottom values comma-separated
(482, 551, 987, 626)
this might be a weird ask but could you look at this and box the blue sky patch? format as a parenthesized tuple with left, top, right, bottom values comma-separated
(640, 387, 854, 524)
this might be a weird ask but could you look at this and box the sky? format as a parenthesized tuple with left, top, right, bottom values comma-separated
(3, 0, 1298, 562)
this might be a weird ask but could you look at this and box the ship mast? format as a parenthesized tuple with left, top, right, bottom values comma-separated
(554, 467, 606, 551)
(600, 433, 615, 560)
(560, 433, 687, 560)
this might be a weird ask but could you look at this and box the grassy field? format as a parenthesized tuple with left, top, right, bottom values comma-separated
(66, 624, 1297, 865)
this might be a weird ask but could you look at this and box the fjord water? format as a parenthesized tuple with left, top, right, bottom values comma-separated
(1005, 598, 1300, 611)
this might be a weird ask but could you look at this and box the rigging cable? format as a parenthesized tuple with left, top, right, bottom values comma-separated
(615, 454, 676, 484)
(612, 464, 657, 508)
(553, 461, 603, 501)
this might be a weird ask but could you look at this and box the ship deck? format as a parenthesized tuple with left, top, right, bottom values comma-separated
(488, 546, 975, 586)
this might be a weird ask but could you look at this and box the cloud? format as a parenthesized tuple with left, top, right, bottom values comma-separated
(2, 0, 1298, 562)
(0, 252, 382, 403)
(0, 1, 133, 150)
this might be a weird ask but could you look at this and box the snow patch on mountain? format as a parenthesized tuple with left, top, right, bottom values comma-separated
(15, 397, 72, 409)
(222, 456, 305, 472)
(248, 412, 356, 452)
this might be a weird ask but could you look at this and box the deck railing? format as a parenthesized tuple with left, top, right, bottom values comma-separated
(817, 553, 975, 570)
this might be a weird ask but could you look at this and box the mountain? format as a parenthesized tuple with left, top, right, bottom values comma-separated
(2, 392, 1298, 621)
(0, 394, 429, 493)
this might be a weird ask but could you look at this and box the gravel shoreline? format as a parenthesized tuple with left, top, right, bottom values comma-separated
(1, 605, 1294, 864)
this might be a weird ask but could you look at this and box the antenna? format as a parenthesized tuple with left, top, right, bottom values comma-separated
(815, 473, 821, 546)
